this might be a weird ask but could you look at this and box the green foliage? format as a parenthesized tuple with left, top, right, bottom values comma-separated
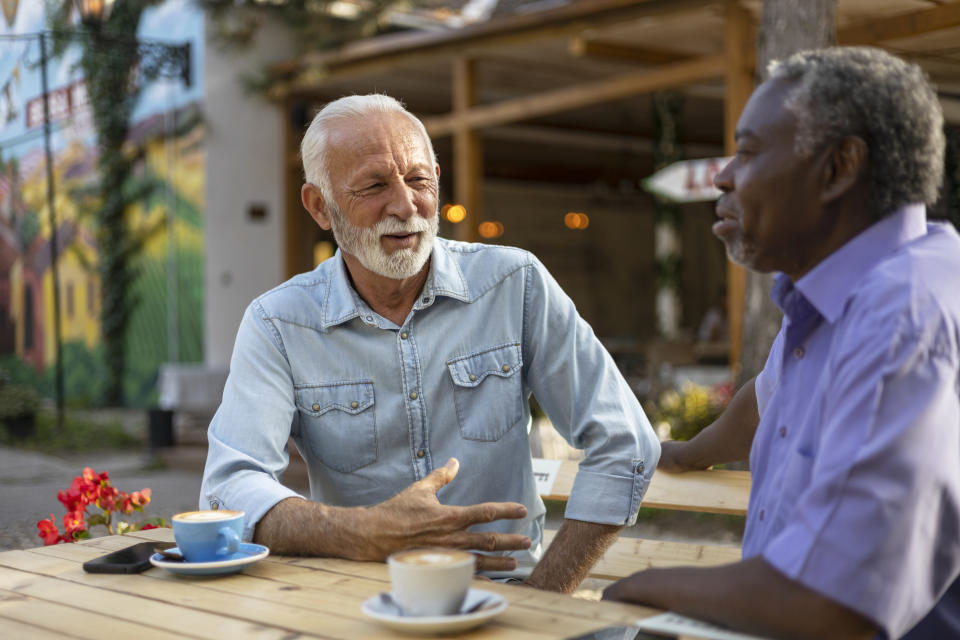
(48, 0, 166, 406)
(0, 409, 139, 452)
(645, 381, 733, 442)
(0, 384, 41, 419)
(16, 209, 40, 249)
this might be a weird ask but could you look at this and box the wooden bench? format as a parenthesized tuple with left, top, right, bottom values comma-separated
(537, 459, 749, 579)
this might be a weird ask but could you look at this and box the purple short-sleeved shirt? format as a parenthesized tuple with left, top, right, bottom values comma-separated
(745, 205, 960, 639)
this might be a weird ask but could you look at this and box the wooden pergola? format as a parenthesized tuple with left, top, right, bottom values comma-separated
(267, 0, 960, 367)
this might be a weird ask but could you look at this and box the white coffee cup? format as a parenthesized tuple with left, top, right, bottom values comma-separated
(387, 548, 476, 617)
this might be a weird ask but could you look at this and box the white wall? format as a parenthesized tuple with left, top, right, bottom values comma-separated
(203, 19, 293, 370)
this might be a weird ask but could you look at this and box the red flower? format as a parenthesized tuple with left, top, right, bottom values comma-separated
(140, 523, 159, 531)
(37, 514, 63, 545)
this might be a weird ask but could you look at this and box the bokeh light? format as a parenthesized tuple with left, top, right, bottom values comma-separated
(445, 204, 467, 223)
(478, 221, 504, 239)
(564, 212, 589, 230)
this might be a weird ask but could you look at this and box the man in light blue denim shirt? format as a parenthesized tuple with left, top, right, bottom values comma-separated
(604, 48, 960, 639)
(200, 94, 660, 592)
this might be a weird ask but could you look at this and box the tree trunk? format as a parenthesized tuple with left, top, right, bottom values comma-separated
(737, 0, 836, 384)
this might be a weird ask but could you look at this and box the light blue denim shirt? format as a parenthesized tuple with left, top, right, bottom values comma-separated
(200, 238, 659, 576)
(745, 206, 960, 639)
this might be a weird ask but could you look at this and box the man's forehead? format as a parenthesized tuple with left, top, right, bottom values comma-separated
(737, 78, 797, 139)
(328, 112, 430, 159)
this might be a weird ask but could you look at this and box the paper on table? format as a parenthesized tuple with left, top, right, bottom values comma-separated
(531, 458, 562, 495)
(635, 612, 773, 640)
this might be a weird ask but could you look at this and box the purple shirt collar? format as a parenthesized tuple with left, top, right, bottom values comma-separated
(773, 204, 928, 325)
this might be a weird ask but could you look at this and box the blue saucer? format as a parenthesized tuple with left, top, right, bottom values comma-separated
(149, 543, 269, 576)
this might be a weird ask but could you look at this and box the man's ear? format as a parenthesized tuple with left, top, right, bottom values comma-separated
(821, 136, 867, 204)
(302, 183, 332, 230)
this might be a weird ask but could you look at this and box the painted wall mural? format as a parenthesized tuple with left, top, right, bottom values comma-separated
(0, 0, 205, 407)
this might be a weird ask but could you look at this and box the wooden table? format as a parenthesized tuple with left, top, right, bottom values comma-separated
(0, 528, 660, 639)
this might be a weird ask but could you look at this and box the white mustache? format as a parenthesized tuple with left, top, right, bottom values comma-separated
(375, 217, 432, 236)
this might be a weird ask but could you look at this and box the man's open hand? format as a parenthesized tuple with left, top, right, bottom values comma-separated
(354, 458, 531, 571)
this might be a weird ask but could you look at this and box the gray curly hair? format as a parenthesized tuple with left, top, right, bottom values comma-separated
(300, 94, 437, 200)
(768, 47, 944, 218)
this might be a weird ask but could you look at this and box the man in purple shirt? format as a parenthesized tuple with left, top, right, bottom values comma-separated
(604, 47, 960, 639)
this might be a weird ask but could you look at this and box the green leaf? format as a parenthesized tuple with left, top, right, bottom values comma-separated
(86, 514, 107, 527)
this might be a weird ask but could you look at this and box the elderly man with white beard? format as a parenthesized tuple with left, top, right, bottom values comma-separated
(200, 94, 660, 592)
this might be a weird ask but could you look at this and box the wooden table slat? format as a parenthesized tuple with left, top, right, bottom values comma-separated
(0, 531, 656, 640)
(542, 460, 751, 516)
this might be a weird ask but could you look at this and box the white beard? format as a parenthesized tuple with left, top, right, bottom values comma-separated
(328, 204, 439, 280)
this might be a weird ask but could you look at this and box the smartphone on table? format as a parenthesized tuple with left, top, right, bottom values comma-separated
(82, 541, 165, 574)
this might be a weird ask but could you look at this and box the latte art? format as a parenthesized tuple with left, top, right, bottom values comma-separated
(391, 549, 474, 566)
(173, 510, 243, 523)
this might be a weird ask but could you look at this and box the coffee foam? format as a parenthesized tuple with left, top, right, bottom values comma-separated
(173, 510, 242, 523)
(392, 549, 473, 566)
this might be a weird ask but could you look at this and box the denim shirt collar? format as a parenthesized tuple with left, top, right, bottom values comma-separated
(772, 204, 927, 325)
(321, 239, 470, 329)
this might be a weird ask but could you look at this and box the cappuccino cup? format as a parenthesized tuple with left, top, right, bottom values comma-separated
(387, 548, 476, 617)
(171, 510, 244, 562)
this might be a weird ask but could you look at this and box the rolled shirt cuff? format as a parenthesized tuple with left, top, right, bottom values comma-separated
(563, 459, 652, 526)
(202, 470, 304, 541)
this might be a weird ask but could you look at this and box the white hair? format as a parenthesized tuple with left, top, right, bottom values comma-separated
(300, 94, 437, 200)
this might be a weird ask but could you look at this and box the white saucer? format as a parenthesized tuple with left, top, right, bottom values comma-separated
(149, 543, 269, 577)
(361, 588, 507, 635)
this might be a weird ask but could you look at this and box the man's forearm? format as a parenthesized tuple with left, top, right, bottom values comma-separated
(671, 376, 760, 470)
(526, 519, 622, 593)
(254, 497, 372, 559)
(603, 558, 876, 640)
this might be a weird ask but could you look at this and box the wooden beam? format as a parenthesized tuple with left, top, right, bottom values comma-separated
(484, 124, 724, 158)
(267, 0, 722, 99)
(723, 1, 753, 374)
(838, 2, 960, 46)
(424, 54, 726, 137)
(568, 36, 691, 65)
(453, 58, 481, 243)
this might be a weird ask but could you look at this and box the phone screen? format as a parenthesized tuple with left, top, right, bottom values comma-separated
(82, 541, 163, 574)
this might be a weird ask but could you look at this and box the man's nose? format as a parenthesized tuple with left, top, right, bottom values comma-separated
(385, 181, 418, 219)
(714, 159, 734, 193)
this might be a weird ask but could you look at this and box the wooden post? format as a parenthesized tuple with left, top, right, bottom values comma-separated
(453, 57, 481, 242)
(723, 1, 753, 375)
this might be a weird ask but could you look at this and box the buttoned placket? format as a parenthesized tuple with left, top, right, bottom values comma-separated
(399, 319, 430, 478)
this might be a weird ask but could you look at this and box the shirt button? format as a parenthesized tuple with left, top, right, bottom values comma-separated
(409, 392, 418, 400)
(793, 346, 805, 359)
(351, 401, 359, 409)
(400, 332, 408, 340)
(779, 426, 787, 438)
(634, 461, 645, 475)
(422, 297, 430, 304)
(759, 509, 765, 521)
(416, 449, 425, 458)
(365, 315, 374, 323)
(501, 364, 510, 373)
(312, 403, 320, 411)
(468, 373, 477, 382)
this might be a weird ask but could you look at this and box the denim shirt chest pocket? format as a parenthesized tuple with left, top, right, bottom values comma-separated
(294, 381, 376, 473)
(447, 343, 523, 441)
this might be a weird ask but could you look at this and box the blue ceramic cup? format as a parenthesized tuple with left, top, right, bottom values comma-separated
(171, 510, 244, 562)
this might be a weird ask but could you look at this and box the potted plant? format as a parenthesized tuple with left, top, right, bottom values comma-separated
(0, 383, 42, 439)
